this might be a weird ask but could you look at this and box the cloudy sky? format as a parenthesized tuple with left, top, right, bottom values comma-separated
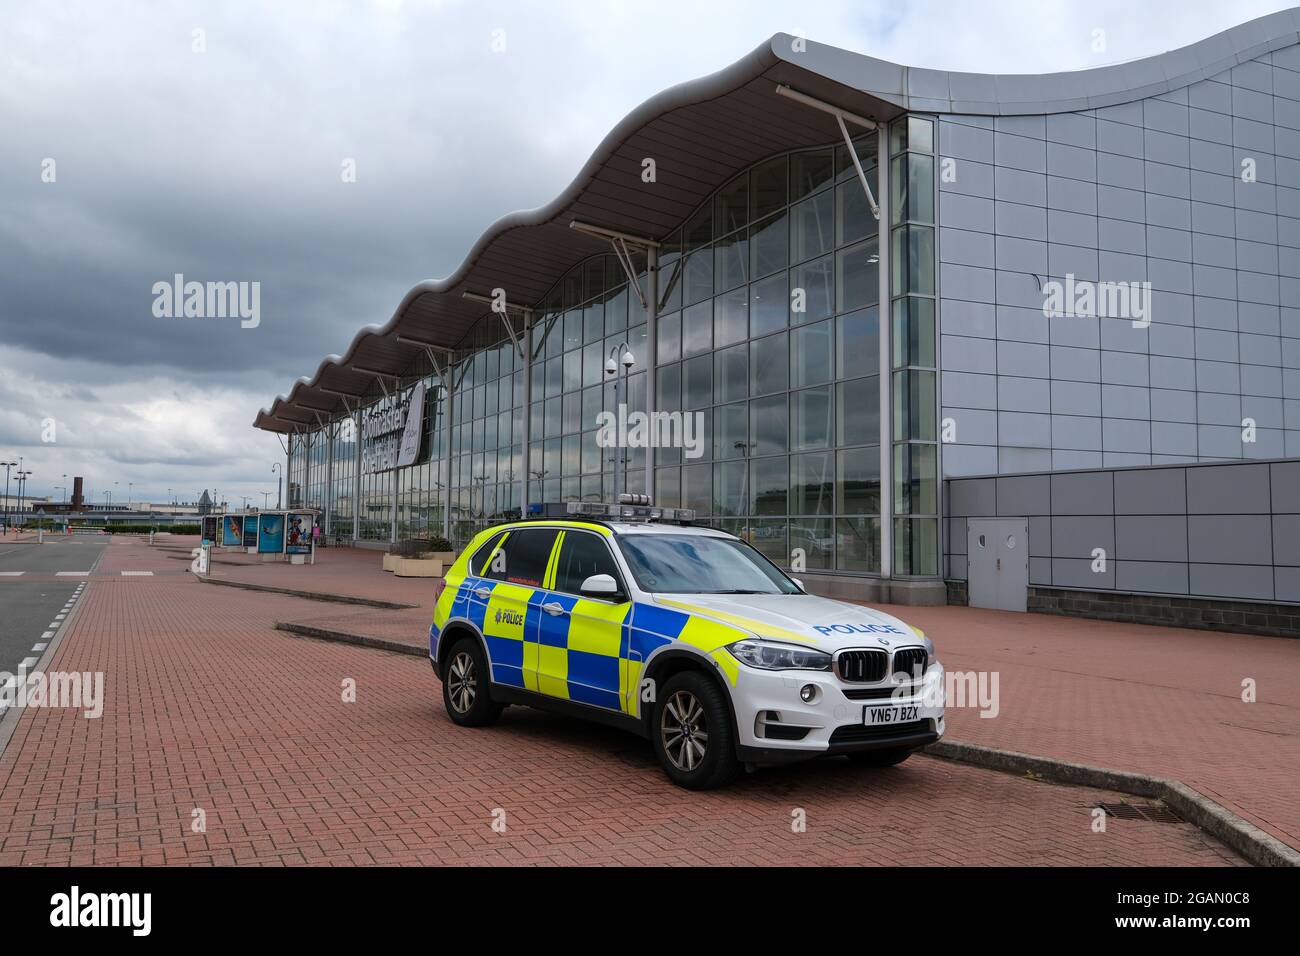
(0, 0, 1291, 508)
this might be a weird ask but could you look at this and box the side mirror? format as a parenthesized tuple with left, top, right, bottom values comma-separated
(790, 577, 807, 593)
(579, 573, 623, 600)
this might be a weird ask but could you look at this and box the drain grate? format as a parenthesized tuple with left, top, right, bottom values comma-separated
(1096, 801, 1183, 824)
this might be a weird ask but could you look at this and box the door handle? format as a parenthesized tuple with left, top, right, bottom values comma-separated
(542, 602, 567, 616)
(473, 587, 491, 600)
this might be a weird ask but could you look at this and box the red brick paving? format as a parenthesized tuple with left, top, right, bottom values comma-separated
(0, 538, 1242, 866)
(877, 603, 1300, 853)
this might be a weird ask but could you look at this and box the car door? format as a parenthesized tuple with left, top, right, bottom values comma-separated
(476, 526, 558, 691)
(535, 529, 631, 711)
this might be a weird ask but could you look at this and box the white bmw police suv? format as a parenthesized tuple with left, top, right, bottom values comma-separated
(430, 498, 945, 790)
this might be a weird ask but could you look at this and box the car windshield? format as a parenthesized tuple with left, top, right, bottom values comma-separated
(616, 534, 801, 594)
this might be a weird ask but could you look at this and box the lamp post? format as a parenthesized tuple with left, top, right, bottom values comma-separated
(262, 491, 271, 509)
(604, 343, 635, 500)
(17, 469, 32, 527)
(128, 482, 134, 509)
(272, 462, 282, 510)
(61, 474, 67, 503)
(1, 460, 16, 534)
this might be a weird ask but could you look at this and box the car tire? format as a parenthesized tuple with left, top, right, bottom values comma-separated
(847, 747, 913, 767)
(442, 637, 503, 727)
(652, 671, 740, 790)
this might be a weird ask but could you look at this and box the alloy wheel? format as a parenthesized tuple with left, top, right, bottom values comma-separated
(660, 689, 709, 772)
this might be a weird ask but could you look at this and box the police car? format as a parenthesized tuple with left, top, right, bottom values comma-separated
(430, 496, 944, 790)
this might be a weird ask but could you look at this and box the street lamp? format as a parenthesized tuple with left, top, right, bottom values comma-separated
(604, 343, 635, 500)
(1, 460, 16, 534)
(17, 469, 32, 526)
(272, 462, 282, 510)
(128, 482, 134, 509)
(61, 474, 67, 503)
(262, 491, 271, 509)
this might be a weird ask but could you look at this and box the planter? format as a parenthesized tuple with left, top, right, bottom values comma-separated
(393, 557, 444, 578)
(428, 551, 455, 564)
(382, 553, 399, 572)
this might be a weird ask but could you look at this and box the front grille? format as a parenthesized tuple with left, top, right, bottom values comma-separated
(835, 649, 888, 683)
(828, 720, 931, 745)
(892, 646, 929, 680)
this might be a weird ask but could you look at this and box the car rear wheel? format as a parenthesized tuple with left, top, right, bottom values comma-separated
(442, 637, 503, 727)
(847, 746, 913, 767)
(652, 671, 739, 790)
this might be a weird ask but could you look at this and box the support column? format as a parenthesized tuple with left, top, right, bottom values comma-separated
(644, 246, 658, 499)
(352, 409, 361, 542)
(303, 431, 312, 512)
(443, 370, 454, 540)
(878, 129, 893, 581)
(325, 420, 335, 534)
(521, 318, 531, 513)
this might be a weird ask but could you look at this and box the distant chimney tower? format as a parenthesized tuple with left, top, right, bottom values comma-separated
(71, 476, 85, 511)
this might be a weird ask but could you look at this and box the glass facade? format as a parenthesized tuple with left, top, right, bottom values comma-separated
(888, 116, 940, 576)
(283, 128, 942, 579)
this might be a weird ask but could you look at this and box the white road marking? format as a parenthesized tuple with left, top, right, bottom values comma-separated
(41, 631, 54, 640)
(54, 614, 66, 620)
(56, 571, 89, 576)
(33, 643, 47, 651)
(19, 658, 37, 670)
(120, 571, 154, 576)
(0, 571, 24, 576)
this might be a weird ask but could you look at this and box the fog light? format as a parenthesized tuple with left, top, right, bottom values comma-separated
(799, 684, 816, 703)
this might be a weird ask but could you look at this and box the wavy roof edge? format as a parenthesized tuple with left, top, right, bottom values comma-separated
(255, 8, 1300, 432)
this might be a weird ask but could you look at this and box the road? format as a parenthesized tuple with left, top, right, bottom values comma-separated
(0, 536, 106, 687)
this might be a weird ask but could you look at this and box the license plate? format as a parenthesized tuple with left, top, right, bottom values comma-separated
(863, 704, 919, 726)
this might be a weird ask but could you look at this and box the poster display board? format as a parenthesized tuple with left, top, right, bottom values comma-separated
(201, 515, 219, 544)
(256, 512, 285, 554)
(221, 514, 244, 547)
(286, 512, 315, 555)
(242, 517, 258, 548)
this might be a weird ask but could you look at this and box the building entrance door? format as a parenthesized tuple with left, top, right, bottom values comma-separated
(967, 518, 1028, 612)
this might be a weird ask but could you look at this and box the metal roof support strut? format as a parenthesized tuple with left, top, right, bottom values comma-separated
(568, 221, 660, 310)
(773, 84, 880, 220)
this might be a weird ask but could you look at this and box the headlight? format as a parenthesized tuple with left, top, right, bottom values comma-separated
(727, 639, 831, 671)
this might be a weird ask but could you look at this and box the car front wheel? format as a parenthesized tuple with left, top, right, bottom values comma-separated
(652, 671, 739, 790)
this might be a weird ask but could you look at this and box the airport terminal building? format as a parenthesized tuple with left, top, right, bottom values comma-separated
(257, 10, 1300, 630)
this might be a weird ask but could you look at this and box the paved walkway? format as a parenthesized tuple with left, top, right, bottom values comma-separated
(875, 603, 1300, 853)
(179, 537, 1300, 853)
(0, 537, 1241, 866)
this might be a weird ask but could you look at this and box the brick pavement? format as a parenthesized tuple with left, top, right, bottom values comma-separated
(0, 537, 1241, 865)
(876, 603, 1300, 853)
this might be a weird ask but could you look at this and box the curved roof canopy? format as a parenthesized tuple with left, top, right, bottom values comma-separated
(255, 8, 1300, 433)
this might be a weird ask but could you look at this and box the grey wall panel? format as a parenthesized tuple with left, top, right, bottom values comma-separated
(1030, 556, 1052, 585)
(1115, 466, 1188, 514)
(1051, 515, 1115, 558)
(1273, 514, 1300, 565)
(1116, 515, 1188, 561)
(1051, 470, 1114, 514)
(1116, 560, 1190, 594)
(1052, 557, 1115, 589)
(1188, 562, 1275, 600)
(1271, 460, 1300, 512)
(1187, 513, 1273, 564)
(996, 474, 1051, 515)
(948, 478, 996, 516)
(1186, 462, 1270, 512)
(1276, 566, 1300, 602)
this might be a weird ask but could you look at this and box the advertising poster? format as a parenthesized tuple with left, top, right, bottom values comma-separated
(201, 515, 219, 544)
(286, 512, 315, 554)
(222, 514, 243, 546)
(242, 518, 258, 548)
(257, 512, 285, 553)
